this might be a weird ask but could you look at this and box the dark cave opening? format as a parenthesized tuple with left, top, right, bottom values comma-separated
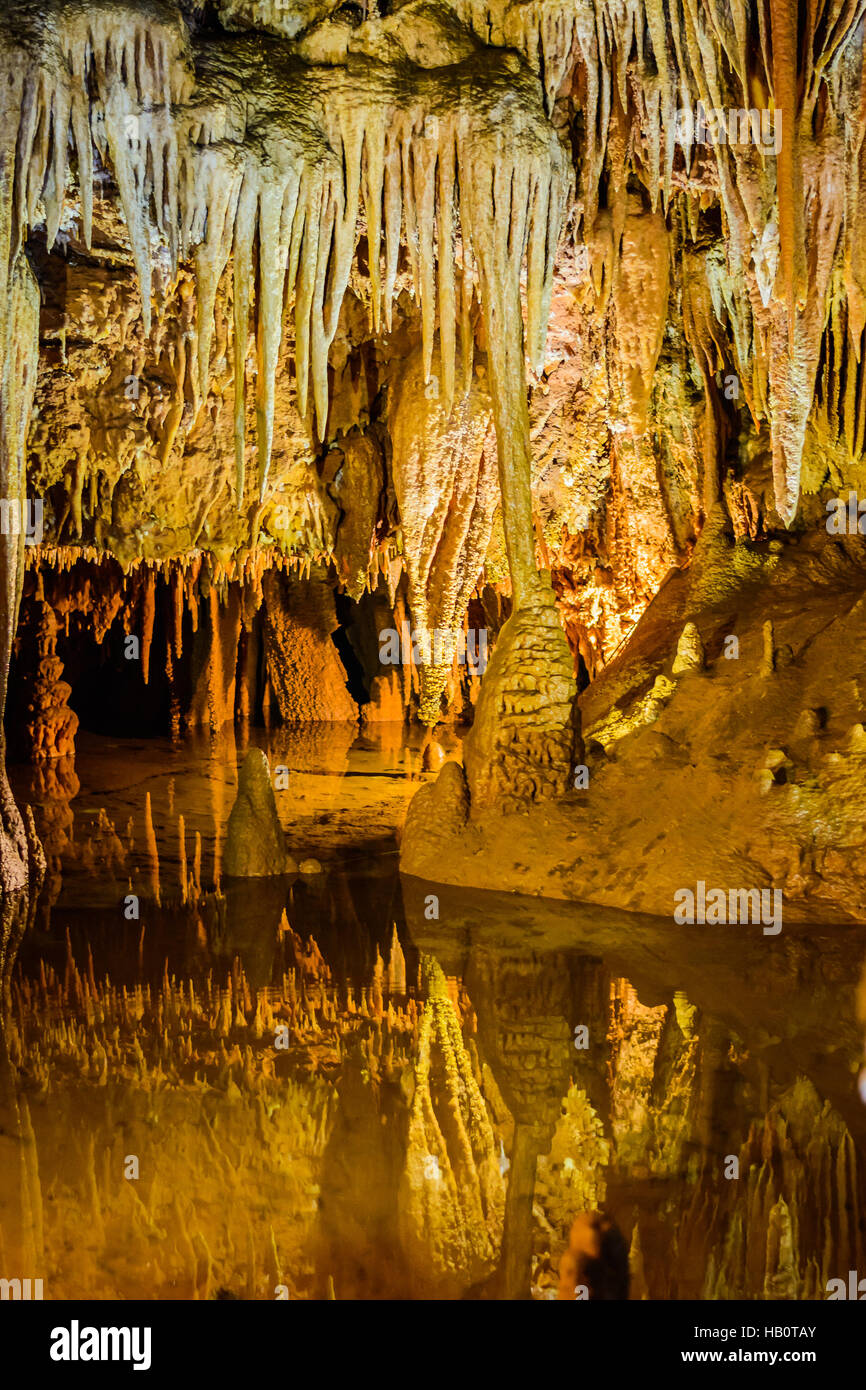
(60, 607, 175, 739)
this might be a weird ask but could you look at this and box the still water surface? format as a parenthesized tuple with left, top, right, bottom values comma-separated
(3, 725, 864, 1299)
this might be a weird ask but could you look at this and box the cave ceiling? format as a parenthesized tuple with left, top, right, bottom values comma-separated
(1, 0, 861, 639)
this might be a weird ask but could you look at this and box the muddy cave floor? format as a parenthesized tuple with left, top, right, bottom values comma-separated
(2, 721, 866, 1300)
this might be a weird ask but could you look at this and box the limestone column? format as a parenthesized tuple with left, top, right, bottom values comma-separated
(461, 159, 578, 811)
(0, 253, 42, 937)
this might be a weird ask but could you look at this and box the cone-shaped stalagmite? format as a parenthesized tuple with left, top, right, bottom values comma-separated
(224, 749, 297, 877)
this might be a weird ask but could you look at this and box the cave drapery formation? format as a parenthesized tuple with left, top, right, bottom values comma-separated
(1, 0, 866, 889)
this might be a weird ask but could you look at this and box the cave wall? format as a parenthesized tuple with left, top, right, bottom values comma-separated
(0, 0, 863, 891)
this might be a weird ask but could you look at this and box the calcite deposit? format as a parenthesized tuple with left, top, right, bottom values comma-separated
(223, 746, 296, 875)
(1, 0, 866, 1310)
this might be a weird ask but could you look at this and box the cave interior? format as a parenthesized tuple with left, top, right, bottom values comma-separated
(0, 0, 865, 1305)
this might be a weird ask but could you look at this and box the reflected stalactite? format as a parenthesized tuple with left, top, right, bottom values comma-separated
(144, 790, 161, 908)
(675, 1077, 866, 1301)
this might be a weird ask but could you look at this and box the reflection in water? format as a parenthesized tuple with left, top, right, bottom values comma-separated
(1, 726, 866, 1299)
(558, 1213, 630, 1301)
(404, 877, 866, 1299)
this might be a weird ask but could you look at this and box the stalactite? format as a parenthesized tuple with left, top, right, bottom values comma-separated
(1, 8, 571, 533)
(390, 340, 498, 723)
(140, 569, 156, 685)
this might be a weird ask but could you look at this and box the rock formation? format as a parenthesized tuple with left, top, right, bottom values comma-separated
(0, 0, 862, 955)
(223, 746, 297, 875)
(2, 0, 866, 1308)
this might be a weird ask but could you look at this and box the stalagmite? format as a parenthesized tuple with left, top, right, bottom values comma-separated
(144, 791, 160, 907)
(223, 749, 296, 877)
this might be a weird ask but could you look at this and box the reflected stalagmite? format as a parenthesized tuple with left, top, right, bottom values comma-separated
(397, 955, 504, 1297)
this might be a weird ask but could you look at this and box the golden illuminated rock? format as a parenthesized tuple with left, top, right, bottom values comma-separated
(0, 0, 866, 1309)
(224, 748, 297, 876)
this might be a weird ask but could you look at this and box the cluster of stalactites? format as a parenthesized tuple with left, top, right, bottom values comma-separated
(0, 255, 41, 894)
(451, 0, 584, 115)
(459, 0, 865, 527)
(184, 54, 569, 507)
(0, 4, 569, 515)
(7, 939, 420, 1084)
(605, 0, 864, 527)
(398, 953, 504, 1287)
(0, 2, 192, 336)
